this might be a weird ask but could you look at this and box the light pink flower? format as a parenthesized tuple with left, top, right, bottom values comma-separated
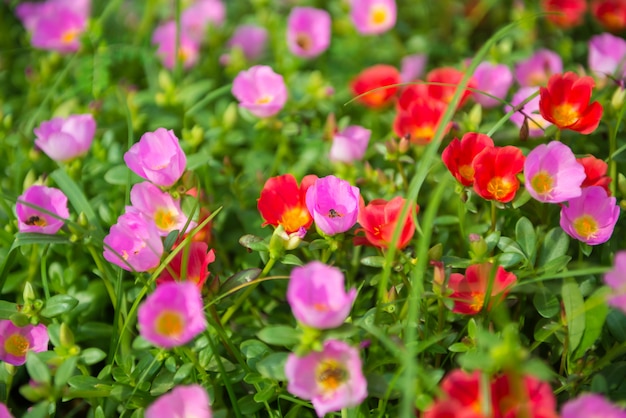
(305, 176, 360, 235)
(181, 0, 225, 42)
(330, 125, 371, 163)
(34, 114, 96, 162)
(0, 320, 49, 366)
(220, 24, 268, 65)
(146, 384, 212, 418)
(130, 182, 194, 237)
(138, 281, 207, 349)
(472, 62, 513, 108)
(287, 7, 331, 59)
(103, 208, 164, 272)
(350, 0, 397, 35)
(124, 128, 187, 188)
(561, 393, 626, 418)
(506, 87, 552, 137)
(0, 402, 13, 418)
(588, 33, 626, 80)
(560, 186, 620, 245)
(285, 339, 367, 417)
(400, 53, 427, 83)
(515, 49, 563, 87)
(16, 185, 69, 234)
(524, 141, 586, 203)
(152, 21, 200, 70)
(232, 65, 288, 118)
(604, 251, 626, 314)
(287, 261, 357, 329)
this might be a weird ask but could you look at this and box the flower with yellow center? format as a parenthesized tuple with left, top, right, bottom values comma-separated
(369, 5, 389, 27)
(154, 208, 177, 231)
(280, 206, 312, 234)
(486, 177, 515, 201)
(316, 359, 348, 392)
(5, 333, 30, 357)
(155, 310, 185, 339)
(531, 171, 554, 197)
(552, 103, 580, 127)
(573, 215, 599, 241)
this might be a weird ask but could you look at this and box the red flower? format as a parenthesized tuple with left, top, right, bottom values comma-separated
(351, 64, 401, 108)
(355, 196, 418, 249)
(393, 95, 449, 145)
(157, 242, 216, 289)
(448, 262, 517, 315)
(257, 174, 318, 234)
(426, 67, 476, 108)
(424, 370, 484, 418)
(591, 0, 626, 31)
(472, 146, 525, 203)
(442, 132, 494, 186)
(541, 0, 587, 28)
(539, 72, 604, 134)
(492, 373, 559, 418)
(577, 155, 612, 195)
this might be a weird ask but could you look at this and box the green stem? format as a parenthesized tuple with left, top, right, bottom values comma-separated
(206, 332, 243, 418)
(40, 245, 51, 300)
(609, 121, 618, 197)
(489, 200, 497, 232)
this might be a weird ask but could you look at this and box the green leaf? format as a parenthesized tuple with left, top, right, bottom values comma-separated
(307, 239, 329, 251)
(0, 300, 17, 320)
(55, 356, 78, 388)
(533, 288, 560, 318)
(515, 217, 536, 260)
(448, 342, 470, 352)
(14, 233, 72, 247)
(238, 394, 264, 415)
(538, 228, 569, 266)
(253, 382, 276, 403)
(281, 254, 303, 266)
(104, 164, 133, 185)
(238, 234, 269, 252)
(573, 287, 610, 360)
(220, 268, 262, 295)
(537, 255, 571, 275)
(562, 278, 585, 354)
(26, 352, 51, 384)
(497, 236, 525, 257)
(40, 294, 79, 318)
(607, 310, 626, 342)
(433, 215, 458, 226)
(173, 363, 194, 384)
(361, 256, 385, 268)
(240, 339, 272, 370)
(512, 188, 532, 209)
(497, 252, 524, 268)
(80, 348, 107, 365)
(255, 352, 288, 381)
(257, 326, 300, 347)
(533, 319, 561, 343)
(50, 169, 101, 232)
(22, 401, 50, 418)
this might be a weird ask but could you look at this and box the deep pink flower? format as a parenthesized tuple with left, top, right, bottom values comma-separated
(220, 24, 268, 66)
(152, 21, 200, 70)
(305, 176, 360, 235)
(287, 7, 331, 58)
(515, 49, 563, 87)
(287, 261, 357, 329)
(561, 393, 626, 418)
(448, 263, 517, 315)
(146, 384, 212, 418)
(16, 185, 69, 234)
(285, 339, 367, 417)
(34, 114, 96, 162)
(588, 33, 626, 80)
(400, 53, 427, 83)
(560, 186, 620, 245)
(130, 182, 194, 237)
(124, 128, 187, 188)
(604, 251, 626, 313)
(472, 62, 513, 108)
(232, 65, 288, 118)
(0, 402, 13, 418)
(0, 320, 49, 366)
(103, 208, 164, 272)
(138, 281, 206, 349)
(506, 87, 552, 137)
(524, 141, 586, 203)
(350, 0, 397, 35)
(181, 0, 225, 42)
(330, 125, 371, 163)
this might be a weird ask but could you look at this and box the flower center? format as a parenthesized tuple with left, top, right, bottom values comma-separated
(552, 103, 580, 127)
(155, 310, 185, 338)
(25, 215, 47, 227)
(316, 359, 348, 392)
(295, 33, 312, 51)
(573, 214, 599, 240)
(5, 333, 30, 357)
(459, 165, 475, 182)
(154, 208, 177, 230)
(370, 5, 389, 26)
(530, 171, 554, 196)
(255, 95, 273, 105)
(313, 303, 329, 312)
(280, 206, 311, 234)
(486, 177, 515, 201)
(409, 124, 435, 144)
(469, 292, 485, 313)
(61, 29, 78, 44)
(327, 208, 343, 218)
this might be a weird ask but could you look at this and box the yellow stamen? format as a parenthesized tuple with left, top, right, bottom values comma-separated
(5, 334, 29, 357)
(155, 310, 185, 338)
(486, 177, 515, 201)
(155, 208, 177, 230)
(61, 30, 78, 44)
(573, 215, 599, 240)
(295, 33, 312, 51)
(255, 95, 273, 105)
(280, 206, 310, 233)
(370, 5, 388, 26)
(469, 292, 485, 312)
(459, 165, 475, 182)
(25, 216, 47, 227)
(552, 103, 580, 127)
(316, 359, 348, 392)
(409, 125, 435, 143)
(531, 171, 554, 196)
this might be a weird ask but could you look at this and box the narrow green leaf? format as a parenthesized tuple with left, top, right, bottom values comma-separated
(281, 254, 303, 266)
(562, 278, 585, 354)
(0, 300, 17, 320)
(360, 256, 385, 268)
(607, 310, 626, 342)
(55, 356, 78, 388)
(253, 383, 276, 403)
(220, 268, 262, 295)
(497, 237, 526, 257)
(512, 188, 532, 209)
(22, 401, 50, 418)
(14, 233, 72, 247)
(50, 169, 102, 232)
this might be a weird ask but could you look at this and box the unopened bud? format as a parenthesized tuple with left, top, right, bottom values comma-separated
(469, 234, 488, 260)
(60, 322, 75, 348)
(23, 282, 36, 303)
(612, 87, 626, 111)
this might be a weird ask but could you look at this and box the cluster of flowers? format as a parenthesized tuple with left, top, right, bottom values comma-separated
(542, 0, 626, 31)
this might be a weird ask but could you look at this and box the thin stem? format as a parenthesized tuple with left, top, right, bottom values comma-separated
(489, 200, 497, 232)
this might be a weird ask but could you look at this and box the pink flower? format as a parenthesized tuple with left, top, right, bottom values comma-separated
(220, 24, 268, 65)
(604, 251, 626, 313)
(305, 176, 360, 235)
(16, 185, 69, 234)
(588, 33, 626, 80)
(0, 402, 13, 418)
(561, 393, 626, 418)
(330, 125, 371, 163)
(152, 21, 200, 70)
(130, 182, 194, 237)
(515, 49, 563, 87)
(138, 281, 207, 349)
(287, 261, 357, 329)
(506, 87, 552, 137)
(146, 384, 212, 418)
(472, 62, 513, 108)
(560, 186, 620, 245)
(103, 208, 164, 272)
(287, 7, 331, 59)
(124, 128, 187, 188)
(350, 0, 397, 35)
(181, 0, 225, 42)
(33, 114, 96, 162)
(285, 339, 367, 417)
(400, 53, 427, 83)
(232, 65, 288, 118)
(0, 320, 49, 366)
(524, 141, 586, 203)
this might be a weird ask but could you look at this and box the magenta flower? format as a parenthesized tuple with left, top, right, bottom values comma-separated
(16, 185, 69, 234)
(400, 53, 427, 83)
(524, 141, 586, 203)
(152, 21, 200, 70)
(146, 384, 212, 418)
(287, 262, 357, 329)
(604, 251, 626, 314)
(472, 61, 513, 108)
(330, 125, 371, 163)
(515, 49, 563, 87)
(506, 87, 552, 137)
(34, 114, 96, 162)
(0, 402, 13, 418)
(231, 65, 288, 118)
(0, 320, 49, 366)
(138, 281, 207, 349)
(181, 0, 225, 42)
(220, 24, 268, 65)
(103, 208, 164, 272)
(287, 7, 331, 59)
(588, 33, 626, 80)
(350, 0, 397, 35)
(305, 176, 360, 235)
(561, 393, 626, 418)
(130, 182, 194, 237)
(560, 186, 620, 245)
(285, 339, 367, 417)
(124, 128, 187, 188)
